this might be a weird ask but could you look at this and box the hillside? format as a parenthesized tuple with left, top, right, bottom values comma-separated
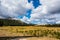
(0, 19, 28, 26)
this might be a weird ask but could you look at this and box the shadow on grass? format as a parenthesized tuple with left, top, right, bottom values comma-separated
(0, 36, 38, 40)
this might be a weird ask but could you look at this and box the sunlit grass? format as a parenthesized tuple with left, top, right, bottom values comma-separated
(0, 26, 60, 39)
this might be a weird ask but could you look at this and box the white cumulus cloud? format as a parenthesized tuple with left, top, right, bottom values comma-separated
(0, 0, 60, 24)
(0, 0, 34, 18)
(29, 0, 60, 24)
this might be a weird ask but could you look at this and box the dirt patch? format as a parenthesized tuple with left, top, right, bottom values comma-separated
(10, 37, 59, 40)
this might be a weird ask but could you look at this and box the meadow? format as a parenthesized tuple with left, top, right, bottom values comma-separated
(0, 26, 60, 40)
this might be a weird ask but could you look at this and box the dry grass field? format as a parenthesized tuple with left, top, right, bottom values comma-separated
(0, 26, 60, 40)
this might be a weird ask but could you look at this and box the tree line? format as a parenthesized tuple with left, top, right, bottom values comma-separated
(0, 19, 60, 27)
(0, 19, 35, 26)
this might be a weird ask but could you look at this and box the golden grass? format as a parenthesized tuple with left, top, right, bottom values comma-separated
(0, 26, 60, 39)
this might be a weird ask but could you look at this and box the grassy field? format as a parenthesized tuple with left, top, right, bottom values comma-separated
(0, 26, 60, 40)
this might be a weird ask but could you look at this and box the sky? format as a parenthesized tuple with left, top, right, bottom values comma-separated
(0, 0, 60, 25)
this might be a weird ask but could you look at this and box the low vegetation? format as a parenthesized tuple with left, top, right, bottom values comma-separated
(0, 26, 60, 40)
(0, 19, 60, 40)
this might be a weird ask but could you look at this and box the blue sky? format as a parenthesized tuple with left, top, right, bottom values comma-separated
(19, 0, 41, 18)
(0, 0, 60, 24)
(25, 0, 41, 18)
(28, 0, 41, 8)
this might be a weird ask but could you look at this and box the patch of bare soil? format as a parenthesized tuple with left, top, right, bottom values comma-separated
(10, 37, 60, 40)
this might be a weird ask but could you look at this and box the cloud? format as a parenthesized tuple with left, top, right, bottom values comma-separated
(30, 0, 60, 24)
(21, 16, 30, 24)
(40, 0, 60, 14)
(0, 0, 60, 24)
(0, 0, 34, 18)
(56, 21, 60, 24)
